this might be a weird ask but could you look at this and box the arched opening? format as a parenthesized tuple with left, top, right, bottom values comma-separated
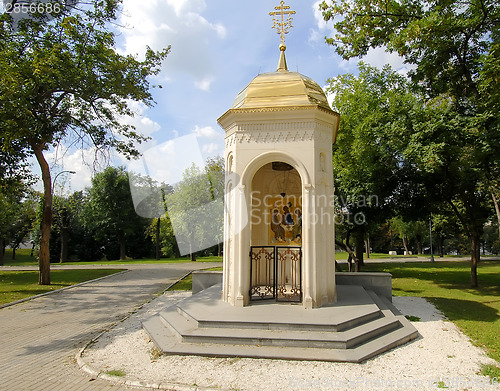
(249, 161, 303, 302)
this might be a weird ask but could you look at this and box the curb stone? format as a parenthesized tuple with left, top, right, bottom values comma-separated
(76, 271, 230, 391)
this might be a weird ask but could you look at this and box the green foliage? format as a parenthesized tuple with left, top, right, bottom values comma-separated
(0, 0, 169, 282)
(326, 51, 497, 283)
(82, 167, 152, 260)
(329, 63, 424, 256)
(320, 0, 499, 103)
(0, 0, 169, 157)
(0, 186, 37, 264)
(165, 157, 225, 258)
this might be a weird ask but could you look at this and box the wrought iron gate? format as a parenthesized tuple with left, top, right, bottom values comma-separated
(250, 246, 302, 303)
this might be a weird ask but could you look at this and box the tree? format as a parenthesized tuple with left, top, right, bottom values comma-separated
(406, 98, 493, 285)
(51, 191, 84, 262)
(328, 63, 418, 270)
(166, 158, 225, 261)
(321, 0, 500, 286)
(0, 143, 34, 265)
(82, 166, 151, 260)
(0, 1, 169, 284)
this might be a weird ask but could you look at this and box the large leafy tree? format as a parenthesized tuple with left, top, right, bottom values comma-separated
(321, 0, 500, 286)
(82, 166, 151, 261)
(328, 63, 420, 269)
(0, 188, 36, 264)
(0, 1, 169, 283)
(166, 157, 225, 261)
(0, 137, 33, 265)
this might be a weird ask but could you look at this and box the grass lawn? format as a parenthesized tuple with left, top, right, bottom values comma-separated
(0, 269, 124, 306)
(167, 266, 223, 291)
(1, 248, 223, 266)
(364, 261, 500, 378)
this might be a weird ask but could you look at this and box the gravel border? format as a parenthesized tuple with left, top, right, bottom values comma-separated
(78, 291, 499, 391)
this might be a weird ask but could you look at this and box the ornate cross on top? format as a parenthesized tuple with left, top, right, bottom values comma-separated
(269, 0, 296, 50)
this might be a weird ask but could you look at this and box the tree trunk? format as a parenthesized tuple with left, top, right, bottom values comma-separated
(365, 234, 371, 259)
(0, 237, 4, 266)
(417, 239, 423, 255)
(402, 234, 410, 255)
(492, 191, 500, 241)
(335, 239, 359, 272)
(355, 232, 364, 266)
(189, 234, 196, 262)
(60, 228, 68, 263)
(470, 232, 481, 288)
(60, 207, 69, 263)
(155, 217, 161, 260)
(33, 145, 52, 285)
(438, 234, 444, 257)
(347, 255, 353, 272)
(118, 230, 126, 260)
(12, 246, 16, 260)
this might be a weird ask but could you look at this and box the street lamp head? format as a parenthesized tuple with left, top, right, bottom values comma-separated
(52, 170, 77, 191)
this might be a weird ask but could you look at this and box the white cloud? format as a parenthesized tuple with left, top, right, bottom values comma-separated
(118, 0, 226, 85)
(202, 142, 219, 154)
(361, 47, 408, 72)
(116, 100, 162, 138)
(194, 75, 215, 91)
(308, 1, 413, 74)
(127, 134, 205, 186)
(192, 125, 224, 157)
(309, 0, 336, 45)
(193, 125, 220, 139)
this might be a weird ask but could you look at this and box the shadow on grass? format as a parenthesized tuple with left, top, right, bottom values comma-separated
(366, 261, 500, 296)
(392, 287, 424, 295)
(428, 297, 499, 323)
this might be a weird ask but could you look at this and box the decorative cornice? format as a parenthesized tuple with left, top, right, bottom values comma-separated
(224, 125, 333, 147)
(217, 105, 338, 126)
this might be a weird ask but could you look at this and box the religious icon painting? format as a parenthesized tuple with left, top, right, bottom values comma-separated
(268, 196, 302, 246)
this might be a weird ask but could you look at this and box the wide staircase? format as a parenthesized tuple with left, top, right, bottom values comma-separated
(143, 284, 418, 363)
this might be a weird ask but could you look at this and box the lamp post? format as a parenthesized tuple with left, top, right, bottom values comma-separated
(429, 217, 435, 263)
(52, 170, 76, 192)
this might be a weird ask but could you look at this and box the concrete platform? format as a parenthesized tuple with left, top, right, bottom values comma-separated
(143, 284, 419, 363)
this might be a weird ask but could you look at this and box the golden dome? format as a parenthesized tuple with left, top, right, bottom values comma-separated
(231, 69, 332, 112)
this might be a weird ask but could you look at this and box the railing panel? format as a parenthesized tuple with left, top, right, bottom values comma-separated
(250, 246, 275, 300)
(276, 247, 302, 302)
(250, 246, 302, 303)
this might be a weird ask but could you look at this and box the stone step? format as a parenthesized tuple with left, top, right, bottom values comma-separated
(159, 305, 401, 349)
(142, 285, 420, 363)
(175, 302, 382, 333)
(143, 315, 418, 363)
(171, 284, 383, 332)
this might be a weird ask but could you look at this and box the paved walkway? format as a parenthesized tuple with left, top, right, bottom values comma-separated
(0, 263, 221, 391)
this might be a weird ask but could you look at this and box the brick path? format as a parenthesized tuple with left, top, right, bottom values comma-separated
(0, 263, 221, 391)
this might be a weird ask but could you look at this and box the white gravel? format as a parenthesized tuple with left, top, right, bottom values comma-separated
(81, 291, 499, 391)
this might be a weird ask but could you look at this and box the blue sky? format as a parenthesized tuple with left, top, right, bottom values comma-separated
(14, 0, 407, 192)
